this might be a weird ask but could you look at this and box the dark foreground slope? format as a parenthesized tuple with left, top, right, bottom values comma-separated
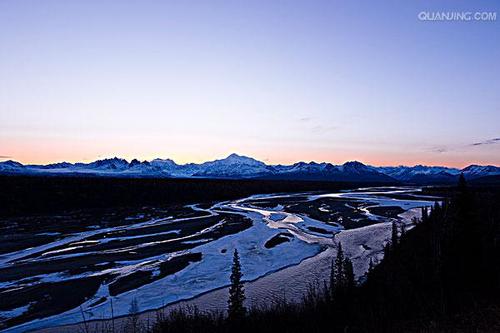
(0, 175, 395, 217)
(151, 182, 500, 333)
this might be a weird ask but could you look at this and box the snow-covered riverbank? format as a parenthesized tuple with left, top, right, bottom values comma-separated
(33, 206, 424, 333)
(2, 187, 436, 333)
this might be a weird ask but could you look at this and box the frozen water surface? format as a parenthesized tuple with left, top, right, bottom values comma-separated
(1, 187, 436, 333)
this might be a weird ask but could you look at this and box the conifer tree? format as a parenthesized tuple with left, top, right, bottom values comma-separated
(422, 207, 429, 222)
(228, 249, 246, 320)
(343, 257, 355, 292)
(127, 298, 140, 333)
(400, 223, 406, 239)
(383, 242, 391, 260)
(329, 259, 336, 298)
(335, 242, 345, 291)
(391, 221, 399, 250)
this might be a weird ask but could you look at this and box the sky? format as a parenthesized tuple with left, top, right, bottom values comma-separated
(0, 0, 499, 168)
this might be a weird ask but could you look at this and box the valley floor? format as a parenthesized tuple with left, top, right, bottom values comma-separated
(0, 187, 434, 332)
(34, 209, 423, 333)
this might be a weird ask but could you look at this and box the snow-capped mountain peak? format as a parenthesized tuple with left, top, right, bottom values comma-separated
(214, 153, 266, 166)
(87, 157, 129, 170)
(194, 154, 269, 177)
(1, 160, 24, 168)
(461, 165, 500, 177)
(0, 160, 24, 172)
(1, 154, 499, 183)
(341, 161, 374, 173)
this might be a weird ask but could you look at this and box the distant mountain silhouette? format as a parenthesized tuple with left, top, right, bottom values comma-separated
(1, 154, 499, 183)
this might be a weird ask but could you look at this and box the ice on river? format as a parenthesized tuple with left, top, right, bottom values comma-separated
(2, 187, 436, 333)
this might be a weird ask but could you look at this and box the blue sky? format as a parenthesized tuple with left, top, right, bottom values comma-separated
(0, 0, 499, 167)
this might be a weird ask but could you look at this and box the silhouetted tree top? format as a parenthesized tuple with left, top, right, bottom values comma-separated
(228, 249, 246, 320)
(391, 221, 399, 250)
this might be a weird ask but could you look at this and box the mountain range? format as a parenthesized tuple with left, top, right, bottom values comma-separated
(1, 153, 499, 184)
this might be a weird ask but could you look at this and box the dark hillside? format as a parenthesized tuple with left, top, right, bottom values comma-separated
(470, 174, 500, 185)
(152, 181, 500, 332)
(0, 175, 395, 217)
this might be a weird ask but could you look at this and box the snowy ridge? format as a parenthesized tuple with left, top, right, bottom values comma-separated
(1, 153, 499, 183)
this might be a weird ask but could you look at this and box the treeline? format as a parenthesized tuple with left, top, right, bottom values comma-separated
(357, 177, 500, 331)
(0, 175, 391, 217)
(150, 179, 500, 332)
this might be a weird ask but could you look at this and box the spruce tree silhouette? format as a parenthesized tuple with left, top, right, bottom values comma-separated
(334, 242, 345, 293)
(329, 259, 336, 299)
(228, 249, 246, 320)
(391, 221, 399, 250)
(343, 256, 355, 292)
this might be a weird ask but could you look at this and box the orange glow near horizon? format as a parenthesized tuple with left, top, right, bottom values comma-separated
(1, 1, 499, 172)
(2, 136, 499, 169)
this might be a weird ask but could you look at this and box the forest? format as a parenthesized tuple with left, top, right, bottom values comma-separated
(0, 175, 394, 217)
(149, 178, 500, 332)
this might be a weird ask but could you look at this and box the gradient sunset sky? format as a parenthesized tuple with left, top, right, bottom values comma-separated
(1, 0, 499, 168)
